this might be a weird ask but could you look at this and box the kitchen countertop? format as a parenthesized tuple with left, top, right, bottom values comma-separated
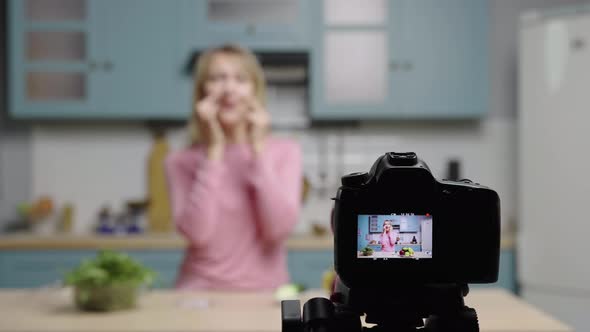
(0, 233, 515, 251)
(0, 288, 572, 332)
(0, 234, 334, 250)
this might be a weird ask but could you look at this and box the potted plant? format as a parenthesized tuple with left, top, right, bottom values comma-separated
(361, 247, 374, 256)
(64, 250, 155, 311)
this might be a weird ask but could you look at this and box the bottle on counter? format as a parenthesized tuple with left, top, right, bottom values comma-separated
(96, 206, 115, 234)
(147, 128, 172, 232)
(59, 203, 75, 233)
(125, 200, 148, 234)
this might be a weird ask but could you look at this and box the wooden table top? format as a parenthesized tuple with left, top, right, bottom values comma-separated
(0, 288, 571, 332)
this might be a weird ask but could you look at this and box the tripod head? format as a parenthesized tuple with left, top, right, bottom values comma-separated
(281, 281, 479, 332)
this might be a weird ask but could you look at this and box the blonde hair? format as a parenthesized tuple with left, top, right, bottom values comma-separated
(187, 44, 267, 145)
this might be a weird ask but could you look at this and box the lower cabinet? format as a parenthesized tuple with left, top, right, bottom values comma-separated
(288, 250, 517, 292)
(471, 250, 517, 293)
(0, 249, 516, 292)
(0, 250, 183, 289)
(287, 250, 334, 289)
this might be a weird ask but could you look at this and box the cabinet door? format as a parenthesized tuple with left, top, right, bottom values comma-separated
(310, 0, 396, 120)
(0, 250, 183, 289)
(471, 249, 516, 293)
(185, 0, 310, 50)
(394, 0, 488, 118)
(9, 0, 100, 118)
(126, 251, 183, 288)
(0, 251, 95, 288)
(95, 0, 189, 119)
(288, 251, 333, 289)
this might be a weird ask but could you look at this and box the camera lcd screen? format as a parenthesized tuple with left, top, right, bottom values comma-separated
(357, 214, 433, 260)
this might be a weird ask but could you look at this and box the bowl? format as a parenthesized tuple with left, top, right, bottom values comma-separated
(74, 283, 139, 311)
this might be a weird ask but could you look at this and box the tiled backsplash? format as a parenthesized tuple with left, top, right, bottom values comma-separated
(289, 118, 517, 234)
(30, 117, 516, 235)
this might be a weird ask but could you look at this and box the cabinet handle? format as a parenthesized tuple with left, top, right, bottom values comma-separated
(389, 61, 400, 71)
(571, 38, 585, 50)
(88, 61, 98, 70)
(103, 61, 114, 71)
(402, 61, 413, 71)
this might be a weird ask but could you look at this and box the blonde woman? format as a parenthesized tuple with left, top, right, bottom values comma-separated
(165, 44, 302, 290)
(381, 220, 396, 252)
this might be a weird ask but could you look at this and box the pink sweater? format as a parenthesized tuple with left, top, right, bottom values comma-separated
(165, 137, 302, 290)
(381, 232, 396, 252)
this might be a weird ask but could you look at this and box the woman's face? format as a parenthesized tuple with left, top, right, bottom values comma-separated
(383, 222, 392, 232)
(204, 53, 255, 127)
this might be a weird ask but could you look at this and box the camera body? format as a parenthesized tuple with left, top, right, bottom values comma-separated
(333, 152, 500, 289)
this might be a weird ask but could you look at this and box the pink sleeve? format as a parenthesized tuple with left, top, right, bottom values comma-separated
(165, 153, 225, 248)
(246, 141, 302, 245)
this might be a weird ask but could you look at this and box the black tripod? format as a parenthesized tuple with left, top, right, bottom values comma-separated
(282, 283, 479, 332)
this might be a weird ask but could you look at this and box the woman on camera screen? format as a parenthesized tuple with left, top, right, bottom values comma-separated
(165, 44, 302, 290)
(381, 220, 396, 252)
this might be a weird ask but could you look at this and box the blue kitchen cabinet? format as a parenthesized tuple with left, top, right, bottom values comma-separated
(400, 218, 420, 232)
(309, 0, 395, 120)
(287, 250, 333, 289)
(310, 0, 488, 120)
(394, 0, 488, 118)
(8, 0, 190, 119)
(0, 249, 516, 292)
(125, 251, 183, 288)
(0, 251, 95, 288)
(8, 0, 99, 118)
(471, 250, 517, 293)
(0, 249, 334, 289)
(0, 250, 182, 289)
(91, 0, 190, 119)
(181, 0, 311, 51)
(288, 249, 517, 292)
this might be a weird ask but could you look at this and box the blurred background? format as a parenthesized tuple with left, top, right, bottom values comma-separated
(0, 0, 589, 330)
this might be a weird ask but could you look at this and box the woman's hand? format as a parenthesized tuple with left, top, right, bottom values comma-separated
(242, 96, 270, 155)
(195, 94, 225, 161)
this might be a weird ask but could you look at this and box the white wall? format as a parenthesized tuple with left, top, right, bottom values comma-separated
(292, 118, 517, 234)
(30, 103, 516, 235)
(31, 123, 187, 233)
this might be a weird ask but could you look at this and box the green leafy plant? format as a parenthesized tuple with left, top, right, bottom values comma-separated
(361, 247, 374, 256)
(64, 250, 155, 311)
(65, 250, 155, 287)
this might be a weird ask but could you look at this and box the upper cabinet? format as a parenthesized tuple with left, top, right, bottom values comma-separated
(181, 0, 311, 50)
(9, 0, 98, 117)
(310, 0, 393, 119)
(396, 0, 489, 118)
(92, 0, 190, 119)
(8, 0, 488, 120)
(8, 0, 190, 119)
(310, 0, 489, 120)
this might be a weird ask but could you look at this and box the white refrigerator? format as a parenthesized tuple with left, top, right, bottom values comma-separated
(519, 6, 590, 331)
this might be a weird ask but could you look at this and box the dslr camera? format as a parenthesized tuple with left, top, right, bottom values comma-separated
(282, 152, 500, 332)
